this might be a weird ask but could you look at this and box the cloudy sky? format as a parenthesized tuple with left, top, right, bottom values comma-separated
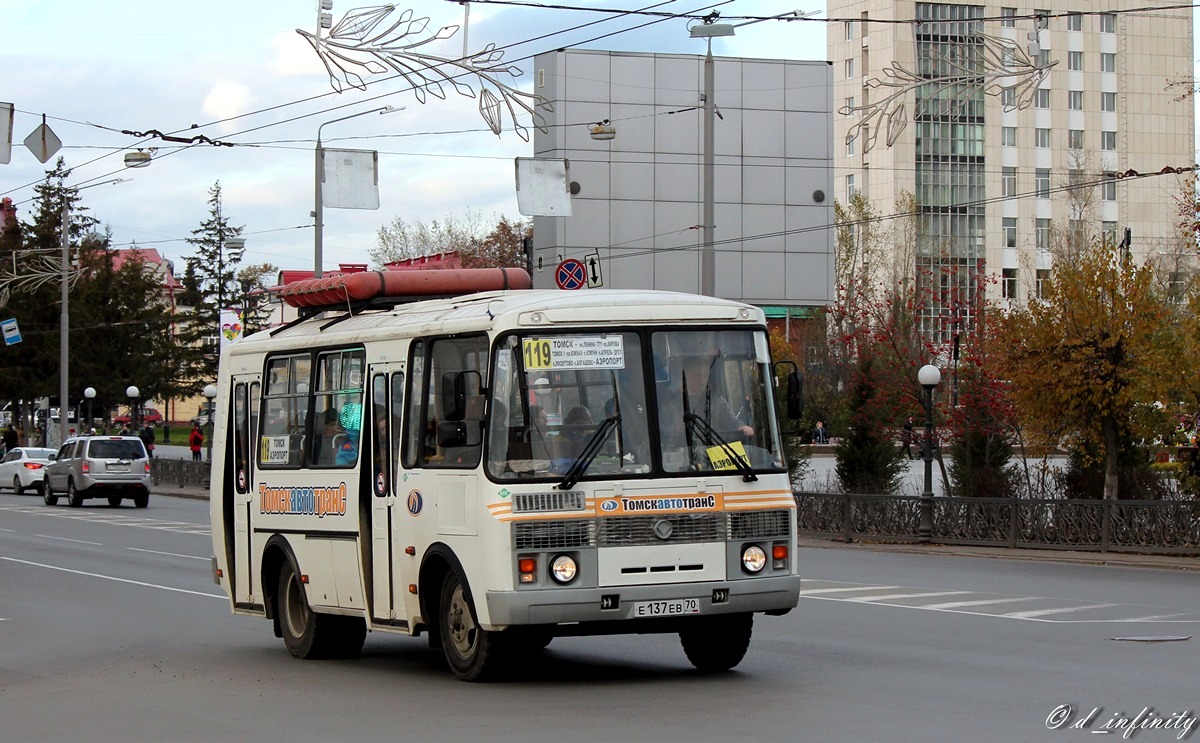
(1, 0, 826, 276)
(3, 1, 1198, 277)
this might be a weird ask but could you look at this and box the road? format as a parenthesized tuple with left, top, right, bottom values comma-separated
(1, 491, 1197, 742)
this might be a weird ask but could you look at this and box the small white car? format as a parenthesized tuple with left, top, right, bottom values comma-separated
(0, 447, 57, 495)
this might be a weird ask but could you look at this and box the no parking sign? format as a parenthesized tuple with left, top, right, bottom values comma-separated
(555, 259, 587, 290)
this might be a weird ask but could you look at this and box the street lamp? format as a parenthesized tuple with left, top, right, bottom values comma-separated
(83, 386, 95, 434)
(314, 105, 401, 278)
(59, 178, 128, 444)
(917, 364, 941, 543)
(203, 384, 217, 461)
(689, 10, 808, 297)
(126, 386, 140, 432)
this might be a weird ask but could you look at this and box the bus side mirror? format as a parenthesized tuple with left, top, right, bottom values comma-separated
(441, 372, 466, 422)
(787, 372, 803, 420)
(437, 421, 468, 447)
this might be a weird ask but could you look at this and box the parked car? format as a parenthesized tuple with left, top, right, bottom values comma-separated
(44, 436, 151, 508)
(0, 447, 57, 495)
(112, 408, 163, 425)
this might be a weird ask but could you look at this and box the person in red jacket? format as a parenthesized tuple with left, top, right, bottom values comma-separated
(188, 422, 204, 461)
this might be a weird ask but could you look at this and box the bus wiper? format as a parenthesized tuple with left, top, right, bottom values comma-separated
(684, 413, 758, 482)
(556, 416, 621, 490)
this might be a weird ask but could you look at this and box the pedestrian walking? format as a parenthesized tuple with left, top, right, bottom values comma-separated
(2, 424, 16, 454)
(812, 420, 829, 444)
(902, 417, 915, 460)
(188, 422, 204, 461)
(139, 424, 156, 458)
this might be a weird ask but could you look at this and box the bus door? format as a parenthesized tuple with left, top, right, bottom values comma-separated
(230, 375, 260, 607)
(367, 364, 408, 625)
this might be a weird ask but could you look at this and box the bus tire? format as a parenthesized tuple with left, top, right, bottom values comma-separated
(679, 612, 753, 673)
(329, 616, 367, 658)
(439, 570, 504, 682)
(278, 560, 336, 659)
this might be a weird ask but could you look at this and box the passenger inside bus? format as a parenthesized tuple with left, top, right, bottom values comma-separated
(312, 407, 346, 466)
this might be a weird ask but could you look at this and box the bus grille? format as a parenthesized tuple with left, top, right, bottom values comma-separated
(597, 513, 726, 546)
(729, 510, 792, 539)
(511, 491, 586, 513)
(513, 520, 595, 550)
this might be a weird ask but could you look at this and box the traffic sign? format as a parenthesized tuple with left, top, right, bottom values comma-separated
(2, 318, 20, 345)
(23, 122, 61, 164)
(584, 252, 603, 288)
(555, 258, 587, 290)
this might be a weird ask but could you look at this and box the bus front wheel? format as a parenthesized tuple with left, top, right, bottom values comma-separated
(438, 570, 505, 681)
(679, 613, 754, 673)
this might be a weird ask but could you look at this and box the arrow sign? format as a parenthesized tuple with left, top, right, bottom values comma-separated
(584, 252, 603, 288)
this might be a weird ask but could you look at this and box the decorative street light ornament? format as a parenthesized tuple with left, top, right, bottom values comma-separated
(842, 28, 1054, 154)
(124, 150, 153, 168)
(296, 5, 551, 141)
(589, 121, 616, 141)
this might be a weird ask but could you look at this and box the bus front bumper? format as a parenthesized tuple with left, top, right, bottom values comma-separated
(485, 574, 801, 626)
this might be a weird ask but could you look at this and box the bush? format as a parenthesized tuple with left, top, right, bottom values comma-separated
(834, 360, 906, 494)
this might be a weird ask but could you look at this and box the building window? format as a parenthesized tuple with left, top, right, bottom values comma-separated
(846, 174, 856, 197)
(1003, 218, 1017, 248)
(1068, 51, 1082, 71)
(1169, 272, 1187, 301)
(847, 135, 856, 156)
(845, 20, 854, 40)
(1068, 90, 1083, 110)
(1037, 48, 1051, 67)
(1001, 86, 1016, 107)
(1001, 7, 1016, 27)
(1002, 126, 1017, 146)
(1068, 129, 1083, 148)
(1102, 221, 1117, 245)
(1002, 268, 1018, 299)
(1100, 53, 1116, 73)
(1101, 13, 1116, 33)
(846, 96, 855, 116)
(1035, 88, 1051, 108)
(845, 59, 855, 79)
(1003, 167, 1017, 197)
(1036, 219, 1051, 251)
(1036, 268, 1051, 299)
(1101, 130, 1116, 151)
(1101, 92, 1117, 112)
(1035, 128, 1051, 148)
(1103, 178, 1117, 201)
(1067, 12, 1082, 31)
(1036, 169, 1050, 198)
(1068, 169, 1083, 192)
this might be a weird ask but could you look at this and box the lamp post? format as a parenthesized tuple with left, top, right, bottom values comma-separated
(917, 364, 941, 543)
(83, 387, 95, 434)
(314, 106, 400, 278)
(203, 384, 217, 462)
(59, 178, 128, 444)
(126, 385, 140, 433)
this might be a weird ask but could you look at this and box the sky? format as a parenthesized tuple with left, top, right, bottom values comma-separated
(1, 0, 825, 277)
(2, 1, 1198, 278)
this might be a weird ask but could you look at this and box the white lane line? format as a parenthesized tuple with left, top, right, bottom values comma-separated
(922, 596, 1041, 610)
(0, 556, 224, 599)
(850, 590, 970, 603)
(35, 534, 102, 546)
(0, 527, 13, 532)
(1002, 603, 1118, 619)
(127, 547, 208, 561)
(798, 585, 901, 595)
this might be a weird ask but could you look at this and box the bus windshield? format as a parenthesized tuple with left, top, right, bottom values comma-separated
(486, 328, 785, 481)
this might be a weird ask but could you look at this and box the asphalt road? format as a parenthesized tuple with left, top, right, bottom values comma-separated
(1, 491, 1197, 742)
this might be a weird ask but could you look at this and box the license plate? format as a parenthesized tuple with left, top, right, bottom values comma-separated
(629, 598, 701, 618)
(106, 463, 129, 472)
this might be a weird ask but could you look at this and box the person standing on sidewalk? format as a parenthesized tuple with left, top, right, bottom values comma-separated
(188, 422, 204, 461)
(902, 417, 915, 460)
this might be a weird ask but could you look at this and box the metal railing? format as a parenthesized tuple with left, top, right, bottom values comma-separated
(796, 492, 1200, 555)
(150, 459, 210, 490)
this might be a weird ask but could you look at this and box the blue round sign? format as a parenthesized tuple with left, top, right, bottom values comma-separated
(556, 259, 587, 290)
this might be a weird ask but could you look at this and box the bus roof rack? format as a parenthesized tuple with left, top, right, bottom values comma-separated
(272, 268, 532, 311)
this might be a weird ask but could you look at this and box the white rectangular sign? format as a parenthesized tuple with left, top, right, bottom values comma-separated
(523, 335, 625, 370)
(0, 103, 13, 165)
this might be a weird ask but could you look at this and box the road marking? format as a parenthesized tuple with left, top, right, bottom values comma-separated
(127, 547, 208, 561)
(0, 505, 210, 535)
(1003, 603, 1118, 619)
(922, 596, 1041, 610)
(35, 534, 102, 546)
(798, 585, 901, 595)
(850, 590, 970, 603)
(0, 527, 13, 532)
(0, 556, 224, 599)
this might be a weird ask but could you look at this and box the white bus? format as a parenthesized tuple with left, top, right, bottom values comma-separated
(209, 268, 803, 681)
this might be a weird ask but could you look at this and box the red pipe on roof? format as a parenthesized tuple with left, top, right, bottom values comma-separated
(275, 267, 532, 309)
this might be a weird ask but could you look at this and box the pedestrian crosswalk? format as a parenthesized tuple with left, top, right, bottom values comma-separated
(799, 579, 1200, 623)
(0, 505, 210, 536)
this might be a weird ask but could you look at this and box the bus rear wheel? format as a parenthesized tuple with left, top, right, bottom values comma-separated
(439, 570, 505, 681)
(679, 613, 754, 673)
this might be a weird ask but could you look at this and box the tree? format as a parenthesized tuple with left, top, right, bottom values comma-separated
(458, 215, 530, 269)
(177, 182, 245, 387)
(993, 241, 1180, 500)
(835, 355, 907, 494)
(236, 263, 279, 336)
(370, 210, 485, 266)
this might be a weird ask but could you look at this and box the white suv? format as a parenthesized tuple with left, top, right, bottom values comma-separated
(44, 436, 151, 508)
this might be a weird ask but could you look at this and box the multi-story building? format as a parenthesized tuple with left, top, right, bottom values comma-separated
(829, 1, 1194, 335)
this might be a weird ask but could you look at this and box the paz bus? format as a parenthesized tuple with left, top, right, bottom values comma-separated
(208, 267, 802, 681)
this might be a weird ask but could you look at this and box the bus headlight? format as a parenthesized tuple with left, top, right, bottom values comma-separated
(549, 554, 578, 584)
(741, 545, 767, 573)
